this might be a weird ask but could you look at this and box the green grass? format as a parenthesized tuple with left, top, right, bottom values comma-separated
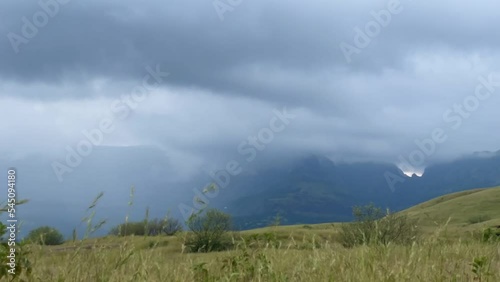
(18, 233, 500, 281)
(401, 186, 500, 234)
(5, 186, 500, 281)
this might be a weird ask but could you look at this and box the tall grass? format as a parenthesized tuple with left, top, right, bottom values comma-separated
(4, 194, 500, 281)
(12, 231, 500, 281)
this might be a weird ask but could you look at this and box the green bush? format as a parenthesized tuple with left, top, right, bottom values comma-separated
(109, 221, 146, 236)
(160, 218, 183, 236)
(185, 209, 233, 253)
(25, 226, 65, 246)
(481, 227, 500, 243)
(468, 215, 492, 224)
(339, 204, 419, 248)
(109, 217, 183, 236)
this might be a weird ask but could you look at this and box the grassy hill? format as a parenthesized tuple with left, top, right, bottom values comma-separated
(42, 185, 500, 251)
(401, 186, 500, 233)
(7, 186, 500, 281)
(241, 186, 500, 239)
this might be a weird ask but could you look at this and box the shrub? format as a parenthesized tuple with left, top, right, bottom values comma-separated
(25, 226, 64, 245)
(109, 221, 146, 236)
(481, 227, 500, 243)
(146, 219, 162, 236)
(145, 218, 183, 236)
(468, 215, 491, 224)
(157, 217, 183, 236)
(109, 217, 183, 236)
(185, 209, 233, 253)
(339, 204, 419, 247)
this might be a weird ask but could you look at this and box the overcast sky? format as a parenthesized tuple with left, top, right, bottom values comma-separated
(1, 0, 500, 177)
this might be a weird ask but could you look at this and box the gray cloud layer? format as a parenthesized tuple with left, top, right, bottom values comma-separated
(1, 0, 500, 176)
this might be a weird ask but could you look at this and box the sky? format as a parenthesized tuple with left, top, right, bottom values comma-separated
(1, 0, 500, 179)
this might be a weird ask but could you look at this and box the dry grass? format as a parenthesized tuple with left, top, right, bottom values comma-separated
(403, 186, 500, 233)
(5, 187, 500, 281)
(6, 228, 499, 281)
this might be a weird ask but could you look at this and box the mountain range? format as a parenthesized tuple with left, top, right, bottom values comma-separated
(3, 147, 500, 235)
(216, 152, 500, 229)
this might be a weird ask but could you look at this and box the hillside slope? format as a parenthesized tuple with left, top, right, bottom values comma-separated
(227, 152, 500, 229)
(402, 186, 500, 232)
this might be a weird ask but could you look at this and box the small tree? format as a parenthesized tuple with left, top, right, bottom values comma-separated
(25, 226, 64, 246)
(109, 222, 146, 236)
(185, 209, 233, 253)
(110, 217, 183, 237)
(146, 218, 183, 236)
(162, 218, 183, 236)
(339, 204, 418, 247)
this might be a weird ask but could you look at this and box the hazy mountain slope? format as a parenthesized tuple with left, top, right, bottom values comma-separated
(5, 146, 500, 234)
(228, 153, 500, 229)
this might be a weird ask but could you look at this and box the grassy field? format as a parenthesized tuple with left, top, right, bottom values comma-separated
(403, 186, 500, 235)
(6, 186, 500, 281)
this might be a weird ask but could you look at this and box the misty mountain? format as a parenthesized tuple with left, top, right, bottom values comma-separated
(222, 152, 500, 229)
(4, 146, 500, 236)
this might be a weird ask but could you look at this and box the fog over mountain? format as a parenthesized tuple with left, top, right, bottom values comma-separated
(3, 147, 500, 235)
(1, 1, 500, 235)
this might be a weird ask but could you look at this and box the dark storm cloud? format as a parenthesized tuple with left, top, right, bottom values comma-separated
(1, 0, 500, 171)
(1, 0, 497, 104)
